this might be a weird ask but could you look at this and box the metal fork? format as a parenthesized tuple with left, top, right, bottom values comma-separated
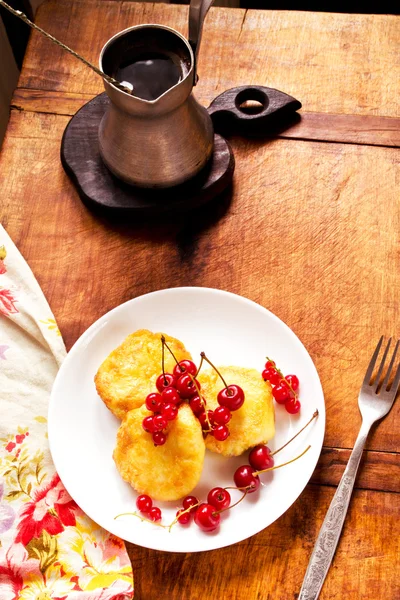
(299, 336, 400, 600)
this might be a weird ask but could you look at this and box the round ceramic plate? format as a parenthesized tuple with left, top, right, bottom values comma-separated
(48, 287, 325, 553)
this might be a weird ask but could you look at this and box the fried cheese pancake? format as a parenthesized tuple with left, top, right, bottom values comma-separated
(198, 366, 275, 456)
(113, 404, 205, 501)
(95, 329, 192, 420)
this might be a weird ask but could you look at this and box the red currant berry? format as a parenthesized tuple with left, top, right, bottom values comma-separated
(145, 392, 163, 412)
(212, 405, 231, 425)
(173, 360, 197, 379)
(182, 495, 199, 513)
(176, 508, 191, 525)
(249, 445, 274, 471)
(136, 494, 152, 513)
(152, 431, 167, 446)
(207, 487, 231, 511)
(263, 368, 281, 385)
(176, 373, 200, 399)
(161, 387, 181, 405)
(285, 397, 301, 414)
(189, 394, 206, 416)
(149, 507, 162, 522)
(199, 410, 214, 430)
(194, 503, 221, 532)
(234, 465, 260, 493)
(142, 416, 156, 433)
(156, 373, 175, 392)
(285, 374, 299, 392)
(213, 424, 230, 441)
(161, 402, 178, 421)
(217, 384, 245, 411)
(273, 382, 291, 404)
(265, 360, 276, 369)
(153, 414, 167, 431)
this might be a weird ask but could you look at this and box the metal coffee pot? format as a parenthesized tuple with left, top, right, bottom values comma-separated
(98, 1, 215, 188)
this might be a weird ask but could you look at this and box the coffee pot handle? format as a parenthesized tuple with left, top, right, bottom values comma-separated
(207, 85, 302, 135)
(189, 0, 215, 84)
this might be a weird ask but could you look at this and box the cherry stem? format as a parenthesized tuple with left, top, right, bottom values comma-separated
(162, 336, 181, 368)
(253, 445, 311, 476)
(214, 488, 249, 516)
(161, 336, 167, 384)
(271, 410, 319, 457)
(195, 353, 204, 377)
(167, 501, 201, 532)
(114, 511, 167, 529)
(200, 352, 230, 392)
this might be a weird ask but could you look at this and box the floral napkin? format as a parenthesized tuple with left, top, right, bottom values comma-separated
(0, 224, 134, 600)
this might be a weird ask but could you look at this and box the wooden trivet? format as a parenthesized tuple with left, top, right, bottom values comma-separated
(61, 86, 301, 216)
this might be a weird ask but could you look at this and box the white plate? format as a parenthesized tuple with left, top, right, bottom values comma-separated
(49, 287, 325, 553)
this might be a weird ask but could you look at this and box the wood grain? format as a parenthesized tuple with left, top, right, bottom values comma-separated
(11, 89, 400, 148)
(127, 485, 400, 600)
(1, 108, 399, 460)
(19, 0, 400, 118)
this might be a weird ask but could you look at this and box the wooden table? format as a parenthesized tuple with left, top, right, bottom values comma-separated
(1, 1, 399, 598)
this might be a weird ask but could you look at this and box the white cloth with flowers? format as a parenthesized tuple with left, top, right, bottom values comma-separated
(0, 224, 133, 600)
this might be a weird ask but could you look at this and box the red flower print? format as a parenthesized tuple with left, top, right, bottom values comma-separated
(15, 474, 78, 546)
(15, 435, 25, 444)
(0, 289, 18, 316)
(5, 442, 16, 453)
(0, 261, 6, 275)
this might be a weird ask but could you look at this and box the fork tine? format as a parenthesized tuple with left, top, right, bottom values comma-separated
(382, 339, 400, 390)
(388, 355, 400, 396)
(372, 337, 392, 390)
(363, 336, 384, 385)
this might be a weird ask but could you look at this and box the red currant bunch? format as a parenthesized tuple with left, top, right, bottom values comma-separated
(262, 358, 301, 414)
(136, 494, 162, 522)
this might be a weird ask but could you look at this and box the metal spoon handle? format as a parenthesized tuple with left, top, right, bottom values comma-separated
(188, 0, 214, 84)
(0, 0, 130, 93)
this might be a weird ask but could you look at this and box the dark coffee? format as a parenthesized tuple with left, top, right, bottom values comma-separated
(115, 52, 184, 100)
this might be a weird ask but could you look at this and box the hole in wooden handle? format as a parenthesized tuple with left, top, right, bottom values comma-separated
(235, 88, 269, 115)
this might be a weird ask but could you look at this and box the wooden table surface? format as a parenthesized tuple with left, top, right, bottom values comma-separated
(1, 1, 399, 598)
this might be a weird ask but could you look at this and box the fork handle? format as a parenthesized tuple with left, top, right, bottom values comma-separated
(298, 422, 370, 600)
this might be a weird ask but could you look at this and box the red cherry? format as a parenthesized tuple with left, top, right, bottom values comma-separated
(234, 465, 260, 493)
(153, 414, 167, 431)
(213, 424, 230, 441)
(194, 503, 221, 532)
(207, 487, 231, 511)
(156, 373, 175, 392)
(142, 416, 156, 433)
(161, 402, 178, 421)
(199, 410, 213, 431)
(152, 431, 167, 446)
(161, 387, 181, 405)
(249, 445, 274, 471)
(136, 494, 152, 513)
(285, 374, 300, 392)
(285, 397, 301, 414)
(273, 382, 291, 404)
(176, 508, 191, 525)
(189, 395, 206, 416)
(217, 384, 245, 411)
(145, 392, 163, 412)
(182, 495, 199, 513)
(149, 507, 162, 522)
(176, 373, 200, 399)
(265, 360, 276, 369)
(212, 406, 231, 425)
(173, 360, 197, 379)
(262, 368, 281, 385)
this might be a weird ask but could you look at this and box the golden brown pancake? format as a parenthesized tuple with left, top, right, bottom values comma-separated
(198, 366, 275, 456)
(113, 404, 205, 501)
(95, 329, 192, 420)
